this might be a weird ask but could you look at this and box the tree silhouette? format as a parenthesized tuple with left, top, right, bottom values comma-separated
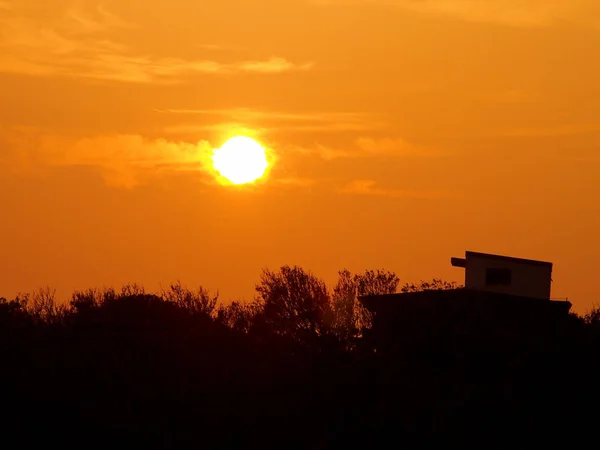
(332, 269, 399, 343)
(216, 300, 262, 333)
(584, 304, 600, 326)
(355, 270, 400, 296)
(16, 287, 69, 324)
(332, 270, 357, 342)
(70, 287, 121, 315)
(256, 265, 333, 342)
(400, 278, 460, 293)
(161, 281, 218, 317)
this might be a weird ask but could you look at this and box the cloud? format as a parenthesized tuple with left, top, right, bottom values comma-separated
(66, 5, 138, 33)
(0, 5, 313, 83)
(237, 57, 314, 73)
(339, 179, 448, 199)
(0, 128, 325, 191)
(0, 127, 450, 194)
(355, 137, 436, 156)
(164, 121, 384, 136)
(158, 108, 369, 123)
(313, 0, 599, 27)
(1, 130, 216, 188)
(501, 124, 600, 138)
(313, 144, 355, 160)
(0, 128, 320, 190)
(271, 177, 317, 187)
(159, 108, 387, 135)
(289, 136, 438, 160)
(198, 44, 225, 51)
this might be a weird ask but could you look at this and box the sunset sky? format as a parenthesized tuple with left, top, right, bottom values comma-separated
(1, 0, 599, 312)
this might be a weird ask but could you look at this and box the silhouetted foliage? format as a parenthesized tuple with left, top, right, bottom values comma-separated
(584, 303, 600, 326)
(70, 287, 117, 312)
(0, 268, 593, 449)
(161, 281, 218, 316)
(400, 278, 461, 293)
(256, 265, 333, 342)
(332, 269, 400, 343)
(216, 300, 261, 333)
(15, 286, 70, 324)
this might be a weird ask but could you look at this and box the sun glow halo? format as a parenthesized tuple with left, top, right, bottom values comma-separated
(212, 136, 269, 185)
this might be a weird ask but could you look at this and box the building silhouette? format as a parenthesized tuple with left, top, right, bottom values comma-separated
(360, 251, 572, 356)
(450, 251, 553, 299)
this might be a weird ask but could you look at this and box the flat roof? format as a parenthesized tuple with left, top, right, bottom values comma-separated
(464, 251, 553, 268)
(359, 288, 570, 312)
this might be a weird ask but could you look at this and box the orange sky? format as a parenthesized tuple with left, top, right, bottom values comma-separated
(1, 0, 599, 312)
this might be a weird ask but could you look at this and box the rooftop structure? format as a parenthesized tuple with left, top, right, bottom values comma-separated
(358, 251, 571, 354)
(451, 251, 553, 300)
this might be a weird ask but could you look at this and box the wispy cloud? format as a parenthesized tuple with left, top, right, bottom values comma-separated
(0, 127, 324, 190)
(160, 108, 387, 135)
(0, 126, 451, 194)
(290, 136, 439, 160)
(0, 5, 313, 83)
(66, 5, 138, 33)
(157, 108, 370, 123)
(271, 177, 318, 187)
(238, 57, 314, 73)
(355, 137, 438, 157)
(338, 179, 449, 199)
(0, 128, 327, 191)
(198, 44, 224, 51)
(501, 123, 600, 138)
(1, 129, 216, 188)
(313, 0, 599, 27)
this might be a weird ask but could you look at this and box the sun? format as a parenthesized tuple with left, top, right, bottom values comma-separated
(212, 136, 269, 185)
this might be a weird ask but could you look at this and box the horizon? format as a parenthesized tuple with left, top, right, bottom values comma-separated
(0, 250, 575, 309)
(2, 0, 599, 313)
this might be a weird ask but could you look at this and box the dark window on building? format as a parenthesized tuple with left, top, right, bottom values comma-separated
(486, 268, 512, 286)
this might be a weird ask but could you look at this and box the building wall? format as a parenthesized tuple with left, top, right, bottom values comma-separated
(465, 254, 552, 300)
(362, 290, 571, 360)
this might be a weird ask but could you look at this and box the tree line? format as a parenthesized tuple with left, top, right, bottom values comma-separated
(1, 265, 598, 449)
(2, 266, 459, 347)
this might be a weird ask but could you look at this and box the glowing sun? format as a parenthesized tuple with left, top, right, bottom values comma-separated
(212, 136, 269, 185)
